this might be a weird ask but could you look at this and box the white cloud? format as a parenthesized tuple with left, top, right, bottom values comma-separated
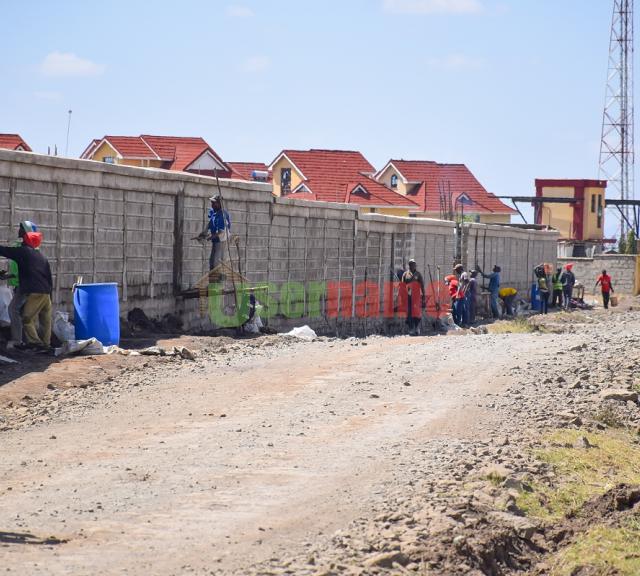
(34, 90, 63, 101)
(41, 52, 104, 77)
(427, 53, 487, 70)
(227, 4, 254, 17)
(383, 0, 483, 14)
(244, 55, 270, 73)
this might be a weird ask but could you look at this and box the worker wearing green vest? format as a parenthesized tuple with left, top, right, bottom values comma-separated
(550, 267, 563, 308)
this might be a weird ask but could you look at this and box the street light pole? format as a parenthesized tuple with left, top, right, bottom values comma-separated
(65, 110, 72, 156)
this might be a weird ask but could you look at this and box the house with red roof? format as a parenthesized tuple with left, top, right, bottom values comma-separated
(80, 135, 232, 176)
(269, 149, 419, 216)
(375, 160, 516, 224)
(0, 134, 32, 152)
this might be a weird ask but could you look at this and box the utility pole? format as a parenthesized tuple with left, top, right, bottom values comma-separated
(599, 0, 635, 237)
(65, 109, 73, 156)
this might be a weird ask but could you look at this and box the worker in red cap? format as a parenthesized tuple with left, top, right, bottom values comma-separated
(0, 221, 52, 350)
(560, 263, 576, 311)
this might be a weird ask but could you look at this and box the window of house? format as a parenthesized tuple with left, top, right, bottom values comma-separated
(591, 194, 596, 213)
(390, 174, 398, 189)
(597, 194, 603, 228)
(281, 168, 291, 194)
(103, 156, 115, 164)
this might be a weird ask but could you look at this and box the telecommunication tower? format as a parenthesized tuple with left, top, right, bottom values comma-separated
(599, 0, 635, 235)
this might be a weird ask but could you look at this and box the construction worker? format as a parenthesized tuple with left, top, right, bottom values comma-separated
(551, 267, 563, 308)
(466, 270, 478, 324)
(5, 224, 32, 349)
(199, 195, 231, 271)
(560, 263, 576, 311)
(534, 264, 549, 314)
(453, 264, 469, 326)
(480, 265, 501, 319)
(499, 287, 518, 316)
(444, 274, 460, 325)
(401, 259, 425, 336)
(0, 222, 52, 350)
(595, 269, 614, 309)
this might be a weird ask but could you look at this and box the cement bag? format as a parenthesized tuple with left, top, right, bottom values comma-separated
(0, 285, 11, 327)
(53, 311, 75, 343)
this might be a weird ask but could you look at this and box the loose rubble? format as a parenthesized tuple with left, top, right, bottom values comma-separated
(1, 304, 640, 575)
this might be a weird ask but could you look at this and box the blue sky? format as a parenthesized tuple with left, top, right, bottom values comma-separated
(0, 0, 622, 225)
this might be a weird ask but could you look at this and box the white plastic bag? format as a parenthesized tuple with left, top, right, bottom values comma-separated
(55, 338, 104, 357)
(53, 311, 75, 343)
(0, 285, 12, 327)
(283, 325, 317, 341)
(439, 313, 461, 331)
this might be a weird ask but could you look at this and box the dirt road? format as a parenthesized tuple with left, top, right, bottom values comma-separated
(2, 309, 640, 575)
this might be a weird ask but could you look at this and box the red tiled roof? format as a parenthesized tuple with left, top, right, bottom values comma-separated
(104, 136, 158, 159)
(228, 162, 272, 182)
(82, 134, 230, 174)
(272, 149, 418, 208)
(141, 135, 228, 172)
(380, 160, 516, 215)
(0, 134, 32, 152)
(80, 138, 101, 159)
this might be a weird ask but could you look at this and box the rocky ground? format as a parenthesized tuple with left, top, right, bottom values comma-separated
(1, 300, 640, 575)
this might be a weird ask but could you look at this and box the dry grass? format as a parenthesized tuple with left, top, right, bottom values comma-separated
(549, 515, 640, 576)
(487, 317, 539, 334)
(517, 429, 640, 521)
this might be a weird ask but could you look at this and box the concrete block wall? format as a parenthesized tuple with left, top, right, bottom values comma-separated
(0, 150, 559, 335)
(558, 255, 639, 295)
(462, 223, 559, 295)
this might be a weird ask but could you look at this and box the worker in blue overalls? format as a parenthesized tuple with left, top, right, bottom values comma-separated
(481, 264, 501, 319)
(199, 195, 231, 271)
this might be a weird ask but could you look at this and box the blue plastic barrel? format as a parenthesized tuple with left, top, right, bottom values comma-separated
(73, 283, 120, 346)
(530, 282, 540, 311)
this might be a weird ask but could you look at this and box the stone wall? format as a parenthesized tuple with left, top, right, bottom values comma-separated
(558, 255, 640, 295)
(0, 150, 559, 334)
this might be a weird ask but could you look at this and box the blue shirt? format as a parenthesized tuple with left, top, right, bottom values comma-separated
(486, 272, 500, 293)
(208, 208, 231, 243)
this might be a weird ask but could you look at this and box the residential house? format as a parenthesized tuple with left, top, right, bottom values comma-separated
(0, 134, 32, 152)
(269, 149, 419, 216)
(80, 135, 231, 176)
(375, 160, 516, 224)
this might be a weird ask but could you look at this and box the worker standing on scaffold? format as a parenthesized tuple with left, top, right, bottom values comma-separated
(199, 195, 231, 271)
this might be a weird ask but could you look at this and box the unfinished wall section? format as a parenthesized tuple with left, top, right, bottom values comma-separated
(558, 255, 639, 295)
(0, 150, 558, 335)
(462, 223, 558, 295)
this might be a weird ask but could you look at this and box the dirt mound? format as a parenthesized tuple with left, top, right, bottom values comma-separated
(577, 484, 640, 519)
